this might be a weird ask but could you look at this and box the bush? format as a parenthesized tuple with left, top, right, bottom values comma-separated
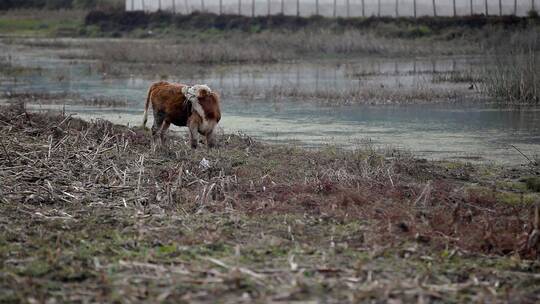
(85, 10, 149, 31)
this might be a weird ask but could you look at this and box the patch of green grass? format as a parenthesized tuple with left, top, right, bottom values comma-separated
(0, 12, 84, 37)
(19, 260, 51, 277)
(157, 244, 177, 255)
(495, 181, 529, 192)
(466, 185, 540, 204)
(522, 176, 540, 192)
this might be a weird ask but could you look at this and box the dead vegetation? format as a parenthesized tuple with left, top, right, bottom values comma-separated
(1, 103, 540, 302)
(83, 29, 478, 65)
(233, 84, 477, 105)
(1, 91, 128, 107)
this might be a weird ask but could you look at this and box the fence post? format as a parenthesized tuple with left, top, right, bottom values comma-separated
(470, 0, 473, 15)
(432, 0, 437, 17)
(158, 0, 161, 11)
(172, 0, 176, 13)
(514, 0, 517, 15)
(296, 0, 300, 17)
(316, 0, 319, 15)
(414, 0, 417, 18)
(485, 0, 489, 16)
(239, 0, 242, 15)
(219, 0, 223, 14)
(396, 0, 399, 17)
(201, 0, 205, 11)
(281, 0, 284, 14)
(333, 0, 337, 17)
(453, 0, 456, 16)
(347, 0, 350, 17)
(533, 0, 536, 12)
(252, 0, 255, 17)
(362, 0, 365, 17)
(378, 0, 381, 16)
(268, 0, 271, 15)
(499, 0, 502, 15)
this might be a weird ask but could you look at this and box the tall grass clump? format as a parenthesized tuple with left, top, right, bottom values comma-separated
(482, 31, 539, 105)
(483, 50, 539, 104)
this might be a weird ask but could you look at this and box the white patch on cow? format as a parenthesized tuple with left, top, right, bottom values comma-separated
(182, 84, 212, 128)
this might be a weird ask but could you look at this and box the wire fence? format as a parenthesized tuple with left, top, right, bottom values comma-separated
(126, 0, 537, 17)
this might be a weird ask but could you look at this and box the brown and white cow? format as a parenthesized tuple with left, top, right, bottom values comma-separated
(142, 81, 221, 148)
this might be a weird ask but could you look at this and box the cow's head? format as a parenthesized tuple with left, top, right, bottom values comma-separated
(196, 86, 220, 122)
(184, 84, 221, 148)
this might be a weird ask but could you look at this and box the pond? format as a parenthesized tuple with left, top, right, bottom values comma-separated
(1, 38, 539, 165)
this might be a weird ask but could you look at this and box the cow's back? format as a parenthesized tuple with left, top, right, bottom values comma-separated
(149, 81, 190, 127)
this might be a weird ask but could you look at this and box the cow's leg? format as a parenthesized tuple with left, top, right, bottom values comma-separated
(158, 120, 171, 145)
(151, 110, 164, 137)
(188, 119, 200, 149)
(206, 125, 217, 148)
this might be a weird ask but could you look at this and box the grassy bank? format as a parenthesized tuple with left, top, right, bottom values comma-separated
(1, 103, 540, 302)
(0, 9, 86, 37)
(1, 9, 539, 43)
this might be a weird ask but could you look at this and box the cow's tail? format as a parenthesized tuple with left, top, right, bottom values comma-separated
(142, 86, 152, 129)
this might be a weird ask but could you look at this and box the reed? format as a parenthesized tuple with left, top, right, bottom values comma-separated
(85, 29, 476, 65)
(482, 49, 540, 104)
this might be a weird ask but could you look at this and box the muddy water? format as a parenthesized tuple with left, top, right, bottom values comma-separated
(1, 38, 539, 165)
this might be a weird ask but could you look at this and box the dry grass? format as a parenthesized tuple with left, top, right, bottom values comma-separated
(481, 30, 540, 104)
(1, 92, 128, 107)
(86, 36, 284, 64)
(83, 29, 479, 65)
(1, 103, 540, 302)
(431, 70, 481, 84)
(233, 84, 474, 105)
(482, 49, 540, 104)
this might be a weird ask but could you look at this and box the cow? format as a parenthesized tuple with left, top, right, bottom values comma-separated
(142, 81, 221, 148)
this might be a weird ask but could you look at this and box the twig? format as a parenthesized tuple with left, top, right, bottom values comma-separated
(413, 181, 431, 207)
(202, 257, 265, 280)
(47, 135, 53, 160)
(387, 168, 394, 187)
(510, 144, 537, 166)
(0, 137, 12, 165)
(136, 154, 144, 194)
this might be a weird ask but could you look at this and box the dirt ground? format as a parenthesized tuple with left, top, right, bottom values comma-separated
(1, 103, 540, 303)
